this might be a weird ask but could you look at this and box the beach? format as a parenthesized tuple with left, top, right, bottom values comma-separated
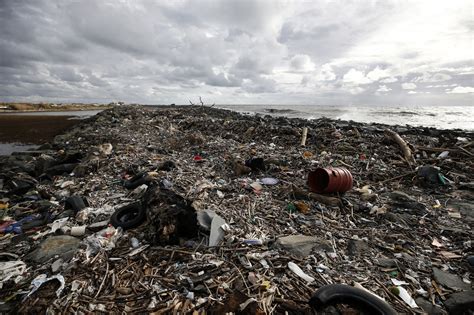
(1, 105, 473, 314)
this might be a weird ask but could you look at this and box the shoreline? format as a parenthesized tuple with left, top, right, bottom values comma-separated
(0, 115, 79, 145)
(1, 105, 473, 313)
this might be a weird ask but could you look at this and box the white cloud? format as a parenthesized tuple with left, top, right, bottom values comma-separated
(377, 85, 392, 92)
(349, 86, 365, 95)
(367, 67, 390, 81)
(408, 91, 417, 94)
(343, 69, 372, 85)
(447, 86, 474, 94)
(380, 77, 398, 83)
(401, 82, 417, 90)
(427, 84, 452, 88)
(289, 54, 315, 72)
(413, 72, 452, 83)
(316, 63, 336, 81)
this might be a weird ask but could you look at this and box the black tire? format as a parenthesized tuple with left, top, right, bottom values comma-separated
(110, 202, 146, 230)
(309, 284, 397, 315)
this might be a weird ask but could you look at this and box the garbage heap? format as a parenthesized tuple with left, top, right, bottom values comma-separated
(1, 106, 473, 314)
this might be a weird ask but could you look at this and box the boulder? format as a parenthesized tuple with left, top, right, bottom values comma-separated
(433, 268, 471, 291)
(444, 291, 474, 314)
(26, 235, 81, 263)
(274, 235, 332, 257)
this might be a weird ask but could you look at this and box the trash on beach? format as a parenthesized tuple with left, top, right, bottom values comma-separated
(1, 105, 472, 314)
(288, 261, 314, 283)
(25, 274, 65, 300)
(307, 167, 353, 193)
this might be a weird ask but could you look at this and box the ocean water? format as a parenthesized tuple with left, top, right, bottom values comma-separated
(0, 110, 102, 117)
(217, 104, 474, 131)
(0, 110, 102, 155)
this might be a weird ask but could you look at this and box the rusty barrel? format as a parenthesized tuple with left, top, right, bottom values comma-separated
(308, 167, 353, 193)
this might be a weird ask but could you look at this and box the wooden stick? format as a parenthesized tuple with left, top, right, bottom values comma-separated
(292, 185, 342, 207)
(94, 261, 109, 298)
(384, 129, 415, 165)
(457, 146, 474, 157)
(300, 127, 308, 146)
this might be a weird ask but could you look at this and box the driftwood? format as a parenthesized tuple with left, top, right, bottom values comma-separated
(300, 127, 308, 146)
(189, 96, 215, 107)
(384, 129, 415, 165)
(292, 185, 342, 207)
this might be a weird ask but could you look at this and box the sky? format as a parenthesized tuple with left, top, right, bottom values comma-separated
(0, 0, 473, 106)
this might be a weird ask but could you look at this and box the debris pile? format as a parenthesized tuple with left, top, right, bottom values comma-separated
(1, 106, 473, 314)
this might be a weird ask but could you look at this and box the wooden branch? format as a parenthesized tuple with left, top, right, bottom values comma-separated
(292, 185, 342, 207)
(199, 96, 204, 106)
(384, 129, 415, 165)
(300, 127, 308, 146)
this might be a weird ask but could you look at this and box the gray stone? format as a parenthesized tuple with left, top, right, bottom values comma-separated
(347, 239, 370, 256)
(388, 191, 426, 212)
(389, 191, 416, 202)
(467, 256, 474, 268)
(26, 235, 81, 263)
(376, 258, 398, 268)
(448, 201, 474, 223)
(433, 268, 471, 291)
(274, 235, 332, 257)
(415, 298, 443, 315)
(51, 258, 63, 273)
(444, 291, 474, 314)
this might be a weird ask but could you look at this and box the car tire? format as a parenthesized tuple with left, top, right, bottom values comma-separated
(309, 284, 397, 315)
(110, 202, 146, 230)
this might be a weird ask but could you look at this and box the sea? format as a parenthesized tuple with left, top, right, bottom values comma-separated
(0, 105, 472, 155)
(0, 110, 102, 155)
(217, 104, 474, 131)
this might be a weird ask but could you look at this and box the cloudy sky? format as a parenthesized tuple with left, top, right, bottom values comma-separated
(0, 0, 473, 105)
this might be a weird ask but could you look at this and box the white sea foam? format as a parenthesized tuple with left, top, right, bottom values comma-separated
(218, 104, 474, 130)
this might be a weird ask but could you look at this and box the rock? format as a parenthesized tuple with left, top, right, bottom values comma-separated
(376, 258, 398, 268)
(45, 163, 78, 176)
(274, 235, 332, 257)
(26, 235, 81, 263)
(388, 191, 426, 212)
(467, 256, 474, 268)
(433, 268, 471, 291)
(415, 298, 444, 315)
(51, 258, 63, 273)
(233, 161, 252, 176)
(447, 201, 474, 223)
(347, 239, 370, 256)
(35, 154, 56, 175)
(389, 191, 416, 202)
(444, 291, 474, 314)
